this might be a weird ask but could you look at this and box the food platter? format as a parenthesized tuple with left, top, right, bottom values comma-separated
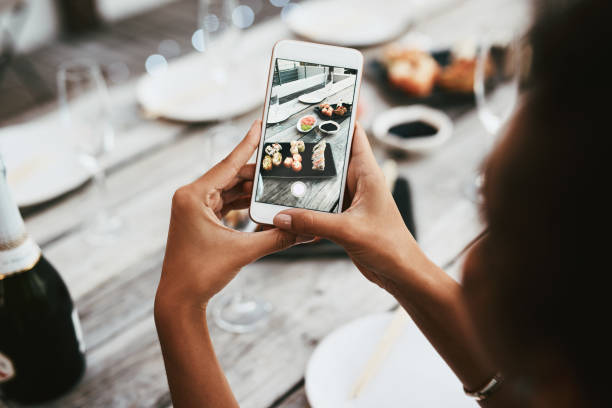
(367, 49, 476, 107)
(314, 103, 352, 122)
(260, 142, 336, 179)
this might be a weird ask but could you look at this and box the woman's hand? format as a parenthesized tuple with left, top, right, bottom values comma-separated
(156, 120, 306, 310)
(272, 123, 434, 296)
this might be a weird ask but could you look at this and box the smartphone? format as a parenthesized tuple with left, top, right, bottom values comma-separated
(250, 40, 363, 225)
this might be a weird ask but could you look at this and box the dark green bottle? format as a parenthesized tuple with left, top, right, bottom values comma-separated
(1, 158, 86, 403)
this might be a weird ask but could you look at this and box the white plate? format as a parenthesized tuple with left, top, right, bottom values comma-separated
(0, 121, 91, 208)
(267, 107, 292, 124)
(298, 90, 327, 104)
(137, 52, 268, 123)
(284, 0, 411, 47)
(372, 105, 453, 154)
(305, 312, 476, 408)
(136, 20, 288, 123)
(297, 115, 317, 133)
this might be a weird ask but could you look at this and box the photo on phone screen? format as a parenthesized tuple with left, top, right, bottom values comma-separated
(254, 58, 358, 213)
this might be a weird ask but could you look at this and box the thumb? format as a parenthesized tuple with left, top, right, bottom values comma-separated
(240, 228, 313, 262)
(273, 209, 345, 241)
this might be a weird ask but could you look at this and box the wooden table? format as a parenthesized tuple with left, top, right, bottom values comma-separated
(259, 77, 355, 211)
(0, 0, 530, 406)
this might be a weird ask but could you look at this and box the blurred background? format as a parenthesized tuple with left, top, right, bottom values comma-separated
(0, 0, 530, 407)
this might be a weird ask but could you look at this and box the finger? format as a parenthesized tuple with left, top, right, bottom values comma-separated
(221, 196, 252, 217)
(272, 209, 345, 241)
(239, 228, 313, 262)
(222, 183, 251, 204)
(346, 123, 384, 197)
(237, 163, 255, 180)
(350, 122, 377, 165)
(222, 164, 257, 191)
(242, 181, 253, 194)
(194, 120, 262, 190)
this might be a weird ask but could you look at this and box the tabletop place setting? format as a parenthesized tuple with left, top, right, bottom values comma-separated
(0, 0, 585, 407)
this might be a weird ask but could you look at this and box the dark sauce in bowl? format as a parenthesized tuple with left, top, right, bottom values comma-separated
(389, 121, 438, 139)
(321, 123, 338, 132)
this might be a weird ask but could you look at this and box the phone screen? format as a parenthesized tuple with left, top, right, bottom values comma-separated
(254, 58, 359, 213)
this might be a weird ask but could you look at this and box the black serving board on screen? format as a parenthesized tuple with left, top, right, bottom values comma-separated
(264, 177, 416, 258)
(313, 103, 352, 122)
(366, 49, 476, 107)
(261, 142, 337, 178)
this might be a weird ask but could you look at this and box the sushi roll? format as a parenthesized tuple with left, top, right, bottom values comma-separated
(293, 153, 302, 162)
(290, 145, 299, 155)
(262, 155, 273, 171)
(265, 145, 275, 156)
(296, 140, 305, 153)
(311, 140, 326, 171)
(272, 143, 282, 152)
(272, 151, 283, 166)
(292, 160, 302, 172)
(283, 157, 293, 168)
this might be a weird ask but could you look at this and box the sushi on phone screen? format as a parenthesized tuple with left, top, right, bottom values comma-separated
(255, 58, 358, 212)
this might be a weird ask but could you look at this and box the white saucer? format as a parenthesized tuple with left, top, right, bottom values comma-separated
(372, 105, 453, 154)
(305, 312, 476, 408)
(318, 120, 340, 135)
(0, 120, 91, 208)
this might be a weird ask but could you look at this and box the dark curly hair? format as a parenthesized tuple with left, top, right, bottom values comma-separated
(480, 0, 610, 404)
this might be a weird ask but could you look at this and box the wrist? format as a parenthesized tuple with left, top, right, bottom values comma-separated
(391, 248, 455, 308)
(154, 283, 209, 325)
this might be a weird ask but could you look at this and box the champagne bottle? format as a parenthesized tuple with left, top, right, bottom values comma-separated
(0, 158, 86, 403)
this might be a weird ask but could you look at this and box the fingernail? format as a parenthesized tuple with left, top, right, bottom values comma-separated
(296, 235, 315, 244)
(274, 213, 292, 228)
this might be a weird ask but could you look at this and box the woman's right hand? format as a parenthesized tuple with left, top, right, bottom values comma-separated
(273, 123, 436, 297)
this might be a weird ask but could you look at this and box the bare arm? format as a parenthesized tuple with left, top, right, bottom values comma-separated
(273, 123, 514, 406)
(154, 121, 302, 407)
(154, 301, 238, 408)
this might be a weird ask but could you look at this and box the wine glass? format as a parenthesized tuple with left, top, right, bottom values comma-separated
(57, 59, 122, 245)
(464, 29, 522, 202)
(269, 60, 286, 127)
(198, 0, 254, 157)
(197, 1, 272, 333)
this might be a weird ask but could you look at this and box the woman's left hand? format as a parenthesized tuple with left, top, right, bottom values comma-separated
(156, 120, 307, 310)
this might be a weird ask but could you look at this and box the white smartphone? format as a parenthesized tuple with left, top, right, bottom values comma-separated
(250, 40, 363, 225)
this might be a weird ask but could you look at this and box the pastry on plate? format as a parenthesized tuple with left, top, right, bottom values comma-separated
(438, 57, 493, 93)
(383, 47, 440, 97)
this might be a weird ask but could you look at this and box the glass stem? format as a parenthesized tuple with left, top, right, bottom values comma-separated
(91, 161, 110, 221)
